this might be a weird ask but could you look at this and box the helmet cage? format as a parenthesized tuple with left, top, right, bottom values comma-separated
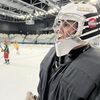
(53, 13, 86, 38)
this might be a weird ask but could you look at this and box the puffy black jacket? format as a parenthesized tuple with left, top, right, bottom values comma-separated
(38, 46, 100, 100)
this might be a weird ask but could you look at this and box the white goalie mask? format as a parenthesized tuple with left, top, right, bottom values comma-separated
(53, 2, 100, 57)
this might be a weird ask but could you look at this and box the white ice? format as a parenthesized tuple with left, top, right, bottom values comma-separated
(0, 44, 53, 100)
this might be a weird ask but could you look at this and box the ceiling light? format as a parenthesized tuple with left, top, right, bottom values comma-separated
(90, 0, 97, 4)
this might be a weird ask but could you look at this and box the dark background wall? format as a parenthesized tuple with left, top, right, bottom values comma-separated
(0, 21, 18, 33)
(0, 16, 55, 34)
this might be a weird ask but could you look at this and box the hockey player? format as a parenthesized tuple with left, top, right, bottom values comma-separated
(3, 40, 10, 64)
(38, 1, 100, 100)
(13, 41, 20, 54)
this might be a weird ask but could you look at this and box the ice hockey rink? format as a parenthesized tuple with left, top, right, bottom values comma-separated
(0, 0, 100, 100)
(0, 44, 53, 100)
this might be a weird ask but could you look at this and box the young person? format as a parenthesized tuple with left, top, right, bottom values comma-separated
(38, 1, 100, 100)
(3, 40, 10, 64)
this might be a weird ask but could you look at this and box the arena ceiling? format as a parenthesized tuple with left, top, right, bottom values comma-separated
(0, 0, 68, 22)
(0, 0, 99, 22)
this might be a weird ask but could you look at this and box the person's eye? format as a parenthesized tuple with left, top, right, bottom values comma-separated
(61, 20, 64, 22)
(63, 22, 68, 27)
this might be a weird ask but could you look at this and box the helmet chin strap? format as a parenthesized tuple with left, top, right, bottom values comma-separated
(55, 36, 87, 57)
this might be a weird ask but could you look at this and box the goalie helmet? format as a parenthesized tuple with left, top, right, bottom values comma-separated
(53, 2, 100, 57)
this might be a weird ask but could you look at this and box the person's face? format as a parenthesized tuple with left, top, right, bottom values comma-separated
(54, 20, 78, 40)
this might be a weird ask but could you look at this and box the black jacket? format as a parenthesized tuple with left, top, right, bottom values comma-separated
(4, 45, 9, 53)
(38, 46, 100, 100)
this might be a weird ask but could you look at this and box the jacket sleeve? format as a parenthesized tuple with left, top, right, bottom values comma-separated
(95, 93, 100, 100)
(37, 47, 55, 100)
(37, 68, 42, 100)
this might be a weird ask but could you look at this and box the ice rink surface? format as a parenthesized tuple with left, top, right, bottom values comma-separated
(0, 44, 53, 100)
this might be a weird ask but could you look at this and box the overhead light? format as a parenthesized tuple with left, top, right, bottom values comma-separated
(90, 0, 97, 4)
(70, 0, 89, 3)
(25, 18, 35, 25)
(2, 12, 5, 15)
